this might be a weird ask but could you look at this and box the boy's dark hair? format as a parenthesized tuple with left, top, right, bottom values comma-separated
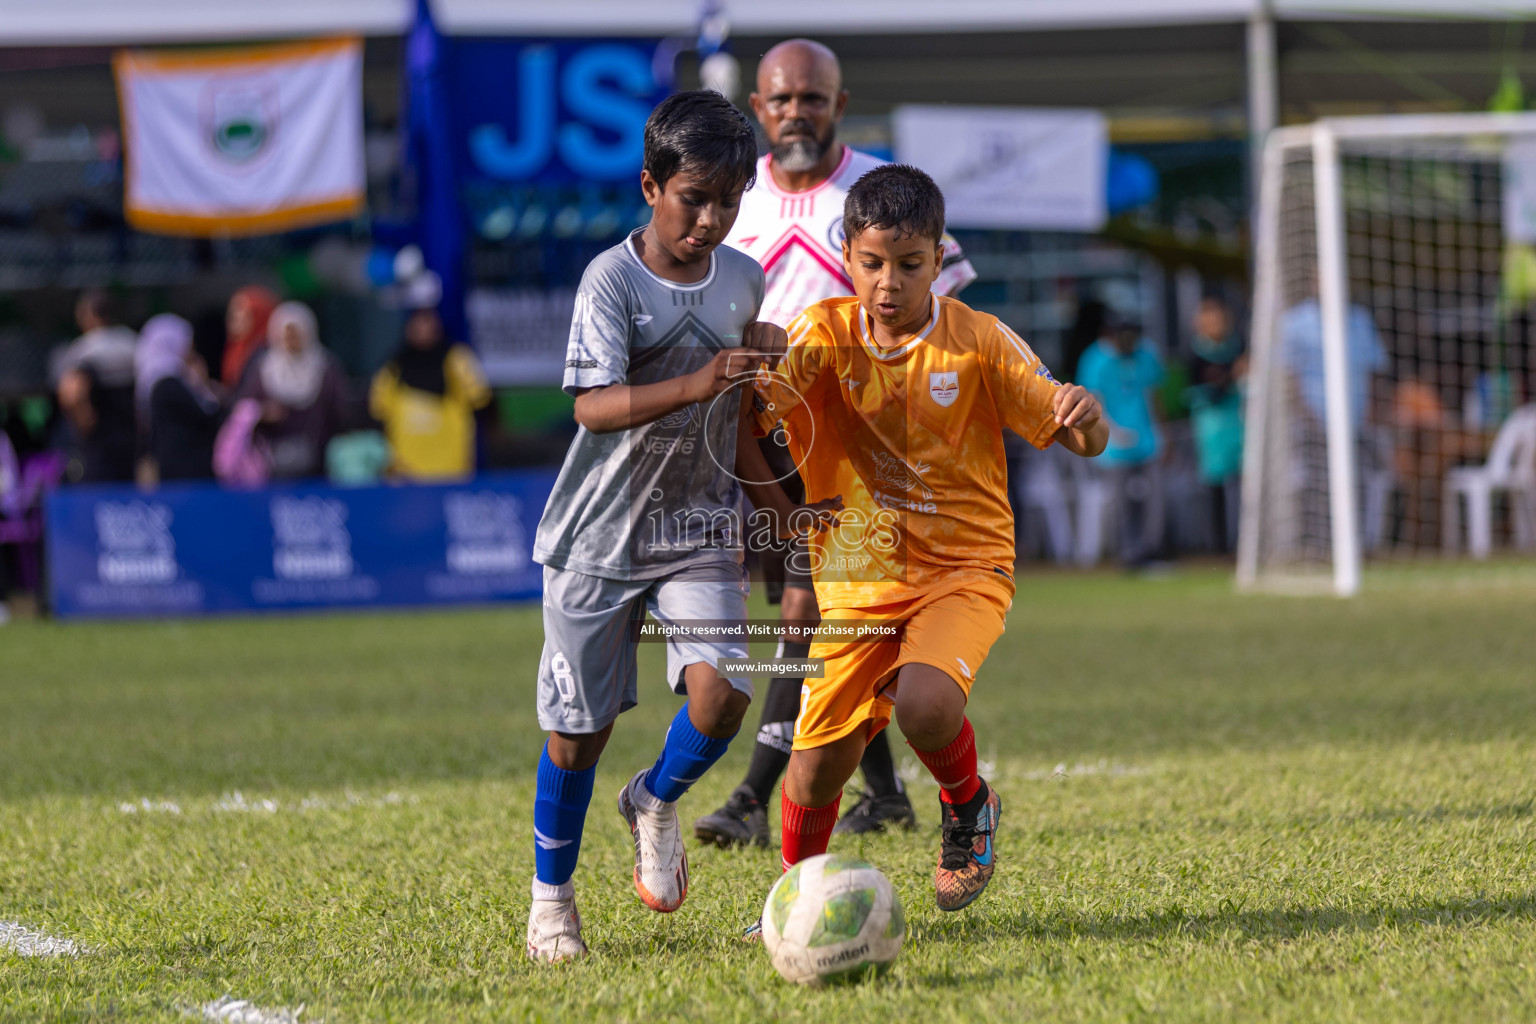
(843, 164, 946, 246)
(643, 91, 758, 194)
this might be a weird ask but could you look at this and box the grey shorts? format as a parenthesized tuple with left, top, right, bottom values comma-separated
(536, 563, 753, 734)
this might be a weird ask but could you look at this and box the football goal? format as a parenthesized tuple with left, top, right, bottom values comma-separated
(1239, 112, 1536, 595)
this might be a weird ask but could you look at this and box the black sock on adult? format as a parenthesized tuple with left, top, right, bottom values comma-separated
(859, 728, 906, 799)
(739, 643, 811, 803)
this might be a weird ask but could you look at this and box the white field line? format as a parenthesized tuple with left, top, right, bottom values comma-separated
(1016, 759, 1155, 781)
(214, 793, 281, 814)
(190, 996, 316, 1024)
(0, 920, 86, 957)
(217, 791, 411, 814)
(118, 791, 415, 816)
(898, 756, 1153, 787)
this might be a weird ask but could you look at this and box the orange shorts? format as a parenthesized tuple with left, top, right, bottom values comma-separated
(793, 571, 1014, 751)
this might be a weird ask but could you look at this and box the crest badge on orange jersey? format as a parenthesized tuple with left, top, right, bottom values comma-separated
(928, 371, 959, 407)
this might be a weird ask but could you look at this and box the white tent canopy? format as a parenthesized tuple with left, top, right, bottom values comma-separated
(2, 0, 1536, 45)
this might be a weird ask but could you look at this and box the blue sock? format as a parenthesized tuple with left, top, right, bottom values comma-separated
(533, 743, 595, 887)
(642, 702, 734, 804)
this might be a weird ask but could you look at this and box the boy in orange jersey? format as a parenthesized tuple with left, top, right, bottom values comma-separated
(741, 164, 1108, 914)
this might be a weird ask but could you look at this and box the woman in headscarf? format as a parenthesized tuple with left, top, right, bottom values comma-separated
(136, 313, 222, 481)
(221, 285, 278, 388)
(237, 301, 350, 479)
(369, 274, 490, 481)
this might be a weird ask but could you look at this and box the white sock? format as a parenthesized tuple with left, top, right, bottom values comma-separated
(531, 878, 574, 902)
(631, 772, 671, 813)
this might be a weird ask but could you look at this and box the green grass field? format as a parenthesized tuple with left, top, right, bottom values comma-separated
(4, 565, 1536, 1022)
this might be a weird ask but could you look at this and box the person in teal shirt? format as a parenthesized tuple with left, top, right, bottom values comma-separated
(1076, 316, 1167, 568)
(1186, 297, 1246, 553)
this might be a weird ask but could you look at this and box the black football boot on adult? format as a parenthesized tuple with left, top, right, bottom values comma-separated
(831, 788, 918, 836)
(692, 785, 771, 849)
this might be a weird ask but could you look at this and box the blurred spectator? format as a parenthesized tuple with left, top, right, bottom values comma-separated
(221, 285, 279, 388)
(58, 366, 137, 483)
(55, 290, 137, 484)
(1393, 375, 1448, 432)
(1077, 316, 1167, 569)
(236, 302, 350, 480)
(1186, 297, 1246, 552)
(1392, 372, 1464, 549)
(369, 273, 491, 482)
(136, 313, 221, 483)
(1281, 295, 1387, 432)
(213, 398, 268, 488)
(52, 289, 136, 388)
(1281, 294, 1389, 553)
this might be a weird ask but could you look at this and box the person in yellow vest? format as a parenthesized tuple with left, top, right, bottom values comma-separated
(370, 272, 491, 482)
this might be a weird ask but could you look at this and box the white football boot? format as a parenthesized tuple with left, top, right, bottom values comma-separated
(617, 770, 689, 912)
(526, 880, 588, 962)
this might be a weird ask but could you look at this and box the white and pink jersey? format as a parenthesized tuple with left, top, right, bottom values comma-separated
(724, 147, 978, 328)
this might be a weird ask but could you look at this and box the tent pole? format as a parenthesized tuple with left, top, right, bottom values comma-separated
(1247, 2, 1279, 212)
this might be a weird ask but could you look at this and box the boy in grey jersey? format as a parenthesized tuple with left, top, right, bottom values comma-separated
(526, 91, 840, 962)
(532, 238, 766, 581)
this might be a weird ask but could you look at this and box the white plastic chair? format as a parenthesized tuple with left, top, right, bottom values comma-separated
(1361, 424, 1399, 553)
(1443, 404, 1536, 559)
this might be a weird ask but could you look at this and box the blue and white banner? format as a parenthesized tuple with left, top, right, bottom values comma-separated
(45, 470, 557, 618)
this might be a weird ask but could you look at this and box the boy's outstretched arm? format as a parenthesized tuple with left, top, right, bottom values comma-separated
(735, 390, 843, 538)
(572, 348, 767, 434)
(1051, 383, 1109, 458)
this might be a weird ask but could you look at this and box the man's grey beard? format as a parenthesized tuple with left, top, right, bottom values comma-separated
(771, 132, 834, 173)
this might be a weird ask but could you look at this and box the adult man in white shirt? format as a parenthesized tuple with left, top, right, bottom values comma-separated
(54, 290, 139, 483)
(694, 39, 977, 847)
(53, 290, 137, 389)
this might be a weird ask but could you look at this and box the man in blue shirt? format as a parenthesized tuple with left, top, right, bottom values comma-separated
(1281, 297, 1387, 433)
(1076, 316, 1167, 568)
(1278, 296, 1390, 555)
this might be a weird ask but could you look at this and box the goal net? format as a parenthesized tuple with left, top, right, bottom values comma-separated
(1239, 113, 1536, 595)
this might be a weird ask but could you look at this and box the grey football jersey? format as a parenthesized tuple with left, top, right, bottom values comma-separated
(533, 231, 766, 580)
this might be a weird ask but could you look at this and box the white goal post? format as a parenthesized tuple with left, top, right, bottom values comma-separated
(1239, 112, 1536, 596)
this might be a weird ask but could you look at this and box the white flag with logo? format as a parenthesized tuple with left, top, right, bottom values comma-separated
(114, 38, 364, 236)
(894, 105, 1106, 232)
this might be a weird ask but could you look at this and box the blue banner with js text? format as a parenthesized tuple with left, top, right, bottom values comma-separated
(452, 38, 666, 184)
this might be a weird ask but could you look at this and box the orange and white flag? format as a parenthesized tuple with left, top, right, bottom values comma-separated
(114, 38, 364, 236)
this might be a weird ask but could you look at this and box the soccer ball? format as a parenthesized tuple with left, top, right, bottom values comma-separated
(760, 853, 905, 986)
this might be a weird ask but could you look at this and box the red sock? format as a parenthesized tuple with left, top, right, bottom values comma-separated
(910, 717, 981, 806)
(779, 786, 841, 873)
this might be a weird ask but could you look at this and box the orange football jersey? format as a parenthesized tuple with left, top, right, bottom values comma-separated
(752, 294, 1063, 608)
